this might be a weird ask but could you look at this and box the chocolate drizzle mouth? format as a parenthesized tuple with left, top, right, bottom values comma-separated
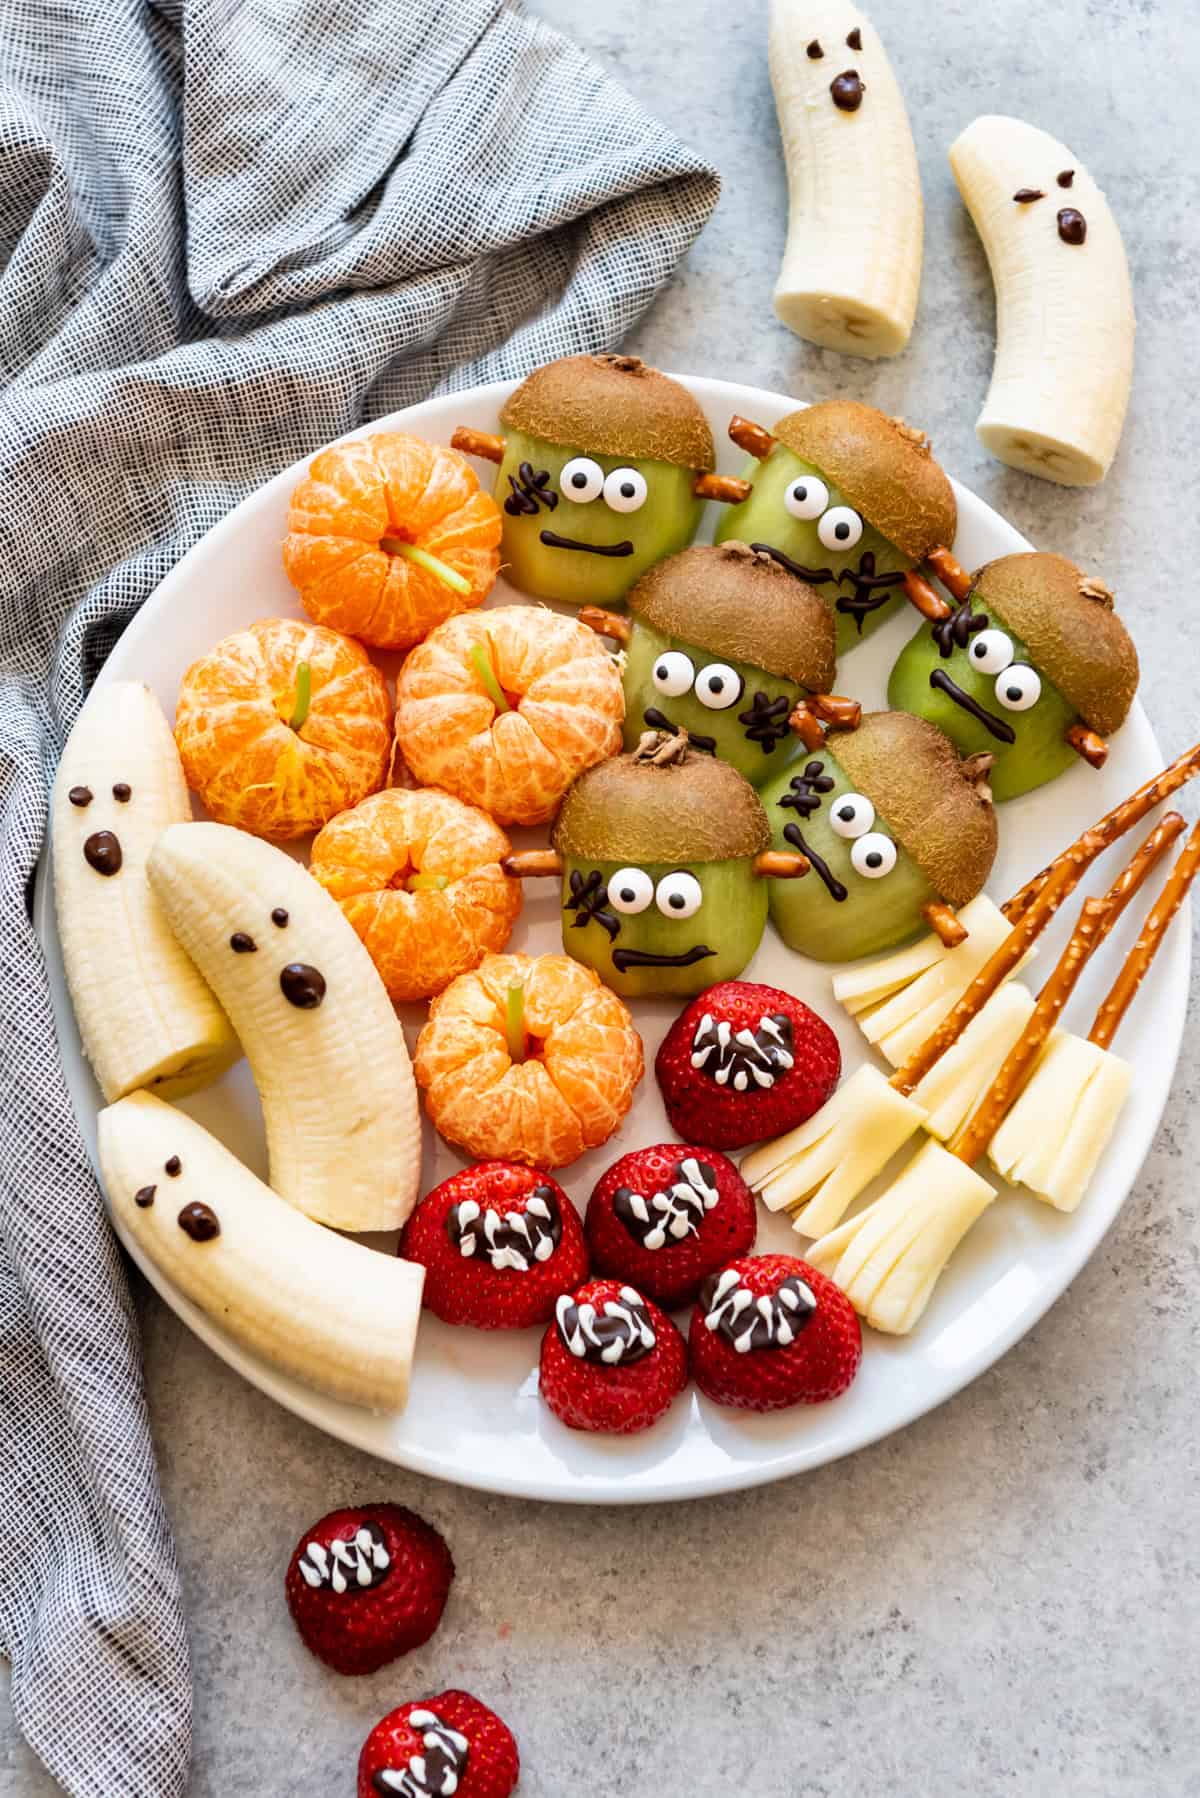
(751, 542, 834, 585)
(447, 1185, 562, 1272)
(299, 1520, 391, 1595)
(691, 1011, 794, 1091)
(555, 1285, 656, 1365)
(614, 1157, 718, 1251)
(611, 943, 716, 973)
(540, 529, 634, 558)
(701, 1267, 817, 1353)
(642, 707, 716, 753)
(372, 1710, 469, 1798)
(565, 868, 620, 940)
(783, 822, 847, 902)
(929, 669, 1016, 744)
(738, 690, 794, 753)
(504, 461, 558, 517)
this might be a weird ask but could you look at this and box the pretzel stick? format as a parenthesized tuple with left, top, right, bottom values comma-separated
(903, 568, 952, 622)
(922, 900, 968, 949)
(1066, 723, 1108, 769)
(1088, 816, 1200, 1051)
(925, 545, 973, 602)
(728, 415, 776, 458)
(450, 427, 505, 463)
(1003, 739, 1200, 923)
(694, 473, 752, 504)
(953, 819, 1183, 1164)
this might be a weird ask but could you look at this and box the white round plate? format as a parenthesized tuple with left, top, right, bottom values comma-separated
(35, 375, 1189, 1503)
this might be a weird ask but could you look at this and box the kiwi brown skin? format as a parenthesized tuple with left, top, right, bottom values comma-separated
(970, 553, 1139, 738)
(628, 542, 837, 691)
(833, 711, 998, 908)
(501, 354, 715, 472)
(552, 748, 771, 866)
(772, 401, 957, 563)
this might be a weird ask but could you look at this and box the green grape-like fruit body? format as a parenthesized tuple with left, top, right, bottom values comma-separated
(887, 609, 1077, 803)
(621, 621, 804, 786)
(496, 430, 704, 608)
(715, 445, 911, 657)
(560, 856, 767, 1000)
(760, 750, 935, 963)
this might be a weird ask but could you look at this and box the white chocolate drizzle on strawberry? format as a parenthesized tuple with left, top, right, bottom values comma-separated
(555, 1286, 656, 1366)
(701, 1267, 816, 1354)
(299, 1521, 390, 1595)
(446, 1185, 562, 1273)
(372, 1710, 469, 1797)
(690, 1011, 794, 1091)
(613, 1157, 718, 1251)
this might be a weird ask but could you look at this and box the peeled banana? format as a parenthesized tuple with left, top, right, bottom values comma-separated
(52, 680, 239, 1102)
(99, 1093, 424, 1409)
(147, 822, 421, 1234)
(950, 115, 1135, 485)
(769, 0, 922, 357)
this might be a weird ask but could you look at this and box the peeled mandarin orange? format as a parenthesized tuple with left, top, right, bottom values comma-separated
(414, 952, 644, 1169)
(175, 618, 392, 841)
(308, 787, 522, 1003)
(394, 606, 624, 826)
(282, 433, 502, 651)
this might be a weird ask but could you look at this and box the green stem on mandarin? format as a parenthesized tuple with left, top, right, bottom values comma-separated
(289, 662, 312, 731)
(505, 983, 527, 1064)
(470, 643, 511, 713)
(405, 872, 450, 892)
(392, 539, 471, 596)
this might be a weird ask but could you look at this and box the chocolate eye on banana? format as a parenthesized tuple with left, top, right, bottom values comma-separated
(758, 710, 999, 964)
(452, 354, 751, 611)
(577, 542, 861, 787)
(501, 734, 808, 1001)
(714, 400, 957, 658)
(889, 551, 1139, 801)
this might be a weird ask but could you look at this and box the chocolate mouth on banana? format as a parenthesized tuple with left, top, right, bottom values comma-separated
(540, 529, 634, 558)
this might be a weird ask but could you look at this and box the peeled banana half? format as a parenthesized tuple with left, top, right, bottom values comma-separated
(100, 1093, 424, 1410)
(52, 680, 240, 1103)
(147, 821, 422, 1234)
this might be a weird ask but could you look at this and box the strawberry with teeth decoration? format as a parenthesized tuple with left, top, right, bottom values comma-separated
(539, 1277, 688, 1434)
(689, 1253, 861, 1411)
(399, 1161, 588, 1329)
(285, 1504, 454, 1676)
(655, 979, 841, 1150)
(584, 1143, 756, 1309)
(357, 1690, 519, 1798)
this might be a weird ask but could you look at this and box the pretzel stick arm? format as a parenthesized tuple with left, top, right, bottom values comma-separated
(903, 569, 953, 622)
(1089, 817, 1200, 1050)
(728, 415, 776, 458)
(1066, 723, 1108, 769)
(922, 900, 968, 949)
(451, 427, 505, 463)
(694, 473, 753, 504)
(925, 545, 973, 602)
(502, 851, 563, 878)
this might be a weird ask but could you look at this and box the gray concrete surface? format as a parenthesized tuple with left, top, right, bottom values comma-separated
(3, 0, 1198, 1791)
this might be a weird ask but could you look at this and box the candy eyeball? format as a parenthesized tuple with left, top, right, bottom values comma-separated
(655, 870, 703, 918)
(817, 505, 863, 552)
(850, 833, 897, 878)
(784, 475, 829, 521)
(995, 664, 1042, 712)
(652, 651, 695, 697)
(829, 792, 875, 839)
(603, 467, 648, 514)
(560, 456, 605, 503)
(693, 662, 743, 711)
(607, 867, 654, 914)
(967, 628, 1015, 675)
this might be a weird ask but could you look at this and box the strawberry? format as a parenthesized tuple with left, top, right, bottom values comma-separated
(398, 1161, 588, 1330)
(539, 1278, 688, 1434)
(357, 1690, 519, 1798)
(584, 1143, 756, 1309)
(285, 1504, 453, 1676)
(689, 1254, 861, 1411)
(655, 980, 841, 1151)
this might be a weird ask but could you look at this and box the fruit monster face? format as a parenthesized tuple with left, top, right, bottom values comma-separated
(496, 429, 703, 608)
(560, 856, 767, 1000)
(887, 598, 1077, 803)
(759, 752, 936, 964)
(716, 445, 911, 656)
(621, 623, 804, 784)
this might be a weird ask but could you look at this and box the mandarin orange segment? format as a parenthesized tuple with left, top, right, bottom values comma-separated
(308, 787, 521, 1003)
(414, 952, 644, 1168)
(281, 432, 501, 650)
(174, 617, 392, 841)
(394, 607, 624, 826)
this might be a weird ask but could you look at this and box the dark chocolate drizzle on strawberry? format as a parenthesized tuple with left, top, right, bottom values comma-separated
(929, 669, 1016, 743)
(555, 1286, 656, 1365)
(299, 1520, 390, 1595)
(504, 461, 558, 517)
(700, 1267, 817, 1353)
(565, 868, 620, 940)
(691, 1011, 795, 1091)
(614, 1157, 718, 1251)
(446, 1184, 562, 1272)
(738, 689, 794, 752)
(372, 1711, 469, 1798)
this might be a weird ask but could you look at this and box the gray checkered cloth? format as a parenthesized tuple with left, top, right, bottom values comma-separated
(0, 1, 717, 1789)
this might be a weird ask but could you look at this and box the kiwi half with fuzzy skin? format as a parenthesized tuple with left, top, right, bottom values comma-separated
(495, 356, 714, 608)
(761, 711, 997, 963)
(621, 543, 837, 784)
(552, 745, 772, 998)
(715, 402, 957, 657)
(888, 552, 1139, 802)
